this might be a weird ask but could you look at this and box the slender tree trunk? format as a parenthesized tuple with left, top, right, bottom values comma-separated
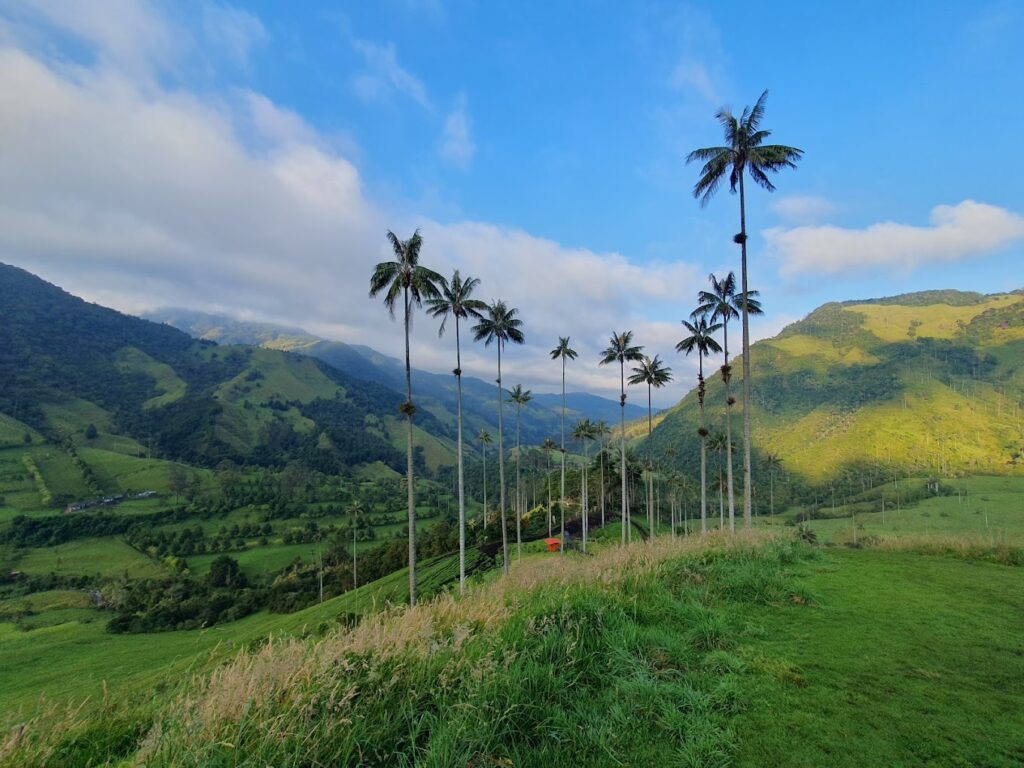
(582, 446, 588, 553)
(515, 402, 522, 561)
(547, 452, 552, 537)
(455, 318, 466, 595)
(352, 508, 358, 589)
(600, 439, 606, 527)
(647, 382, 654, 538)
(723, 321, 735, 532)
(560, 357, 566, 555)
(699, 362, 708, 534)
(497, 343, 508, 574)
(739, 172, 753, 528)
(403, 286, 417, 606)
(619, 360, 628, 545)
(482, 446, 487, 527)
(769, 470, 774, 517)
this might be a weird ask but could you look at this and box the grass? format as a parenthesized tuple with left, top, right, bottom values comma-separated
(734, 546, 1024, 766)
(13, 538, 168, 581)
(3, 534, 1023, 766)
(112, 347, 188, 409)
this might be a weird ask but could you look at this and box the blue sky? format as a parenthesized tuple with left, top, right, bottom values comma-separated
(0, 0, 1021, 405)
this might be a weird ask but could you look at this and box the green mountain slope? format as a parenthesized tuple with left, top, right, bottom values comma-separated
(648, 289, 1024, 490)
(0, 264, 453, 481)
(145, 308, 648, 446)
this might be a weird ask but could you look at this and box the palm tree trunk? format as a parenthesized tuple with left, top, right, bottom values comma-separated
(581, 448, 588, 553)
(647, 382, 654, 538)
(600, 439, 606, 527)
(352, 508, 358, 589)
(515, 403, 522, 561)
(739, 172, 753, 528)
(723, 321, 735, 532)
(619, 360, 628, 545)
(497, 344, 508, 574)
(455, 318, 466, 595)
(547, 453, 552, 537)
(482, 447, 487, 527)
(699, 364, 708, 534)
(560, 357, 566, 556)
(403, 286, 417, 606)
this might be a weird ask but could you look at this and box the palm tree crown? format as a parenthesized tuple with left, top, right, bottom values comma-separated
(368, 229, 444, 317)
(686, 90, 803, 207)
(599, 331, 644, 383)
(627, 354, 674, 390)
(472, 300, 525, 349)
(426, 270, 487, 341)
(550, 336, 578, 364)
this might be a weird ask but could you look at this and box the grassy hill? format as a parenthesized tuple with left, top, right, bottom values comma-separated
(648, 289, 1024, 503)
(3, 533, 1022, 766)
(0, 263, 455, 476)
(146, 307, 648, 447)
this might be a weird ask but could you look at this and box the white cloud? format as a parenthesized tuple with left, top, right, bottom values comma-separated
(770, 195, 835, 225)
(439, 94, 475, 170)
(351, 38, 431, 110)
(202, 3, 267, 69)
(0, 25, 700, 406)
(765, 200, 1024, 276)
(669, 60, 717, 103)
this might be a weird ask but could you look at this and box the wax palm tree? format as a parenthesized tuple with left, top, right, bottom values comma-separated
(676, 313, 723, 534)
(594, 420, 611, 527)
(348, 501, 364, 589)
(572, 418, 595, 552)
(509, 383, 533, 560)
(426, 270, 486, 595)
(550, 337, 578, 553)
(694, 272, 763, 532)
(628, 355, 673, 538)
(599, 331, 645, 544)
(688, 89, 801, 528)
(473, 301, 525, 575)
(542, 437, 557, 536)
(765, 452, 782, 517)
(478, 429, 492, 526)
(368, 229, 443, 606)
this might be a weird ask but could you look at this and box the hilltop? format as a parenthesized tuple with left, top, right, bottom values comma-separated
(647, 288, 1024, 498)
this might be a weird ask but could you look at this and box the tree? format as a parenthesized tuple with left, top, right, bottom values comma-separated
(84, 423, 98, 440)
(694, 272, 762, 532)
(168, 465, 188, 503)
(599, 331, 644, 544)
(687, 89, 801, 527)
(369, 229, 443, 606)
(478, 429, 492, 526)
(426, 270, 486, 595)
(594, 420, 611, 527)
(708, 432, 728, 529)
(207, 555, 245, 588)
(628, 355, 673, 538)
(509, 384, 533, 561)
(473, 301, 525, 575)
(541, 437, 557, 536)
(550, 337, 578, 554)
(676, 314, 722, 534)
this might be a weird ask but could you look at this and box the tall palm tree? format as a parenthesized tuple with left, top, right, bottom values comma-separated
(572, 418, 595, 552)
(687, 89, 802, 528)
(676, 313, 723, 534)
(478, 429, 492, 526)
(368, 229, 442, 606)
(473, 301, 525, 575)
(694, 272, 763, 532)
(628, 355, 673, 538)
(509, 384, 533, 560)
(599, 331, 644, 544)
(708, 432, 728, 529)
(550, 337, 577, 553)
(426, 270, 486, 595)
(542, 437, 557, 536)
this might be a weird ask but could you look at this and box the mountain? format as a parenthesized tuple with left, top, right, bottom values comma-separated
(0, 264, 456, 476)
(144, 308, 647, 444)
(647, 289, 1024, 492)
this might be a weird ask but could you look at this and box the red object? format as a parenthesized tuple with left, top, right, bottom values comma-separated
(544, 537, 561, 552)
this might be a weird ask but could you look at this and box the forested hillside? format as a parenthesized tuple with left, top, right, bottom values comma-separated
(0, 264, 452, 475)
(648, 289, 1024, 504)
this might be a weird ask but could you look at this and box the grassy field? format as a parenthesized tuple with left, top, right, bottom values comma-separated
(771, 476, 1024, 545)
(13, 538, 169, 580)
(4, 534, 1021, 766)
